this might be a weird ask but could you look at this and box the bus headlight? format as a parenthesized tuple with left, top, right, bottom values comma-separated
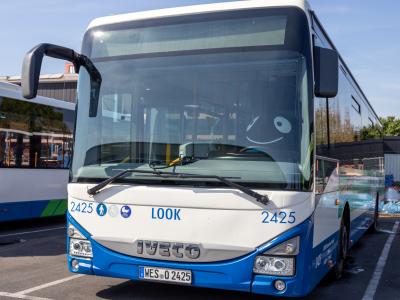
(266, 236, 300, 256)
(253, 236, 299, 276)
(253, 256, 295, 276)
(68, 224, 92, 258)
(69, 238, 93, 258)
(68, 224, 86, 240)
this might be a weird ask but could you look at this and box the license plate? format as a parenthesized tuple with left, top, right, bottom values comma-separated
(139, 266, 192, 284)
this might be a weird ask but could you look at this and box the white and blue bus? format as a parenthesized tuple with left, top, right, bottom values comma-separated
(0, 82, 75, 221)
(21, 0, 384, 297)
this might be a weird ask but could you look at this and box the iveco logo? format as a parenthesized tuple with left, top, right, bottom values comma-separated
(137, 240, 201, 259)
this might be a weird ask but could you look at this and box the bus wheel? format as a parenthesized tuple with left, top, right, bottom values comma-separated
(368, 193, 379, 233)
(333, 218, 349, 280)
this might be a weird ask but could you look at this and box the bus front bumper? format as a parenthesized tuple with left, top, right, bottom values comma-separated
(67, 214, 317, 297)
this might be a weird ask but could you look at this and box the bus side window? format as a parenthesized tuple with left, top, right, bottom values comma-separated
(316, 158, 339, 194)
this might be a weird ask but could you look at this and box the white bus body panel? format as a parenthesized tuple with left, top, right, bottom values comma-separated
(69, 183, 313, 262)
(0, 169, 69, 204)
(313, 193, 340, 247)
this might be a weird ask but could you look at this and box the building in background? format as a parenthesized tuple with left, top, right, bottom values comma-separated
(384, 137, 400, 184)
(0, 63, 77, 103)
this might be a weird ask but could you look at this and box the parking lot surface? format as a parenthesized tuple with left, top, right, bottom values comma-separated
(0, 217, 399, 300)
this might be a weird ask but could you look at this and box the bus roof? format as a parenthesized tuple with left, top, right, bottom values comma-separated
(87, 0, 310, 30)
(0, 82, 75, 111)
(85, 0, 380, 125)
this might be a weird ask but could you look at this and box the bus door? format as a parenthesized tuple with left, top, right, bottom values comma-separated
(313, 157, 340, 251)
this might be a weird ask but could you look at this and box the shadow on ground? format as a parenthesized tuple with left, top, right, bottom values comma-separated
(96, 280, 280, 300)
(0, 216, 66, 257)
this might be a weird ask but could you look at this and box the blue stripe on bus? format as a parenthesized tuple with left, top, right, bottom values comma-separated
(66, 212, 371, 297)
(0, 199, 66, 222)
(67, 213, 315, 297)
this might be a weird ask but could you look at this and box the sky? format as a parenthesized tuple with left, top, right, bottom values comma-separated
(0, 0, 399, 117)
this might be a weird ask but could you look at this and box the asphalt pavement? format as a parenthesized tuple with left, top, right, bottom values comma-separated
(0, 216, 399, 300)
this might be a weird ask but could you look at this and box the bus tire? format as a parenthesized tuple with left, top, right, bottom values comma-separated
(368, 193, 379, 233)
(332, 216, 349, 280)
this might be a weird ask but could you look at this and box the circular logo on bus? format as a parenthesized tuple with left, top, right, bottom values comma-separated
(108, 205, 119, 218)
(96, 203, 107, 217)
(120, 206, 131, 218)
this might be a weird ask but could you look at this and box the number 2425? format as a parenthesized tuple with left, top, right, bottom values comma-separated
(70, 201, 93, 214)
(262, 211, 296, 224)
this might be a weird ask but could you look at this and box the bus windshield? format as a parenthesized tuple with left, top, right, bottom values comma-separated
(72, 8, 313, 191)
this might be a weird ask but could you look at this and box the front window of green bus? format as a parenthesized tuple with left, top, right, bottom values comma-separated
(72, 8, 313, 191)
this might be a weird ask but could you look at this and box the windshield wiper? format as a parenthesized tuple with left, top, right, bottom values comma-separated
(87, 169, 269, 205)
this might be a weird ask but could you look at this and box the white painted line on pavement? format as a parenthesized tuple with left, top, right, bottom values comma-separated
(0, 292, 52, 300)
(362, 221, 399, 300)
(0, 226, 66, 238)
(14, 274, 84, 296)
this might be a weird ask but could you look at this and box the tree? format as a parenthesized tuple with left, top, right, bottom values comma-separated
(380, 116, 400, 136)
(359, 116, 400, 138)
(360, 124, 382, 140)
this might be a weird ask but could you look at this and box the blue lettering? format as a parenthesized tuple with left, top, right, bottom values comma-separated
(166, 209, 172, 220)
(279, 211, 287, 223)
(262, 211, 269, 223)
(262, 210, 296, 224)
(157, 208, 164, 219)
(81, 202, 87, 213)
(151, 208, 182, 221)
(288, 212, 296, 224)
(271, 212, 278, 223)
(87, 203, 93, 214)
(174, 209, 181, 220)
(70, 201, 94, 214)
(70, 201, 76, 212)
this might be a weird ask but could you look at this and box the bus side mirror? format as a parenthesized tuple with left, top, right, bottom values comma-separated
(21, 43, 102, 117)
(314, 46, 338, 98)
